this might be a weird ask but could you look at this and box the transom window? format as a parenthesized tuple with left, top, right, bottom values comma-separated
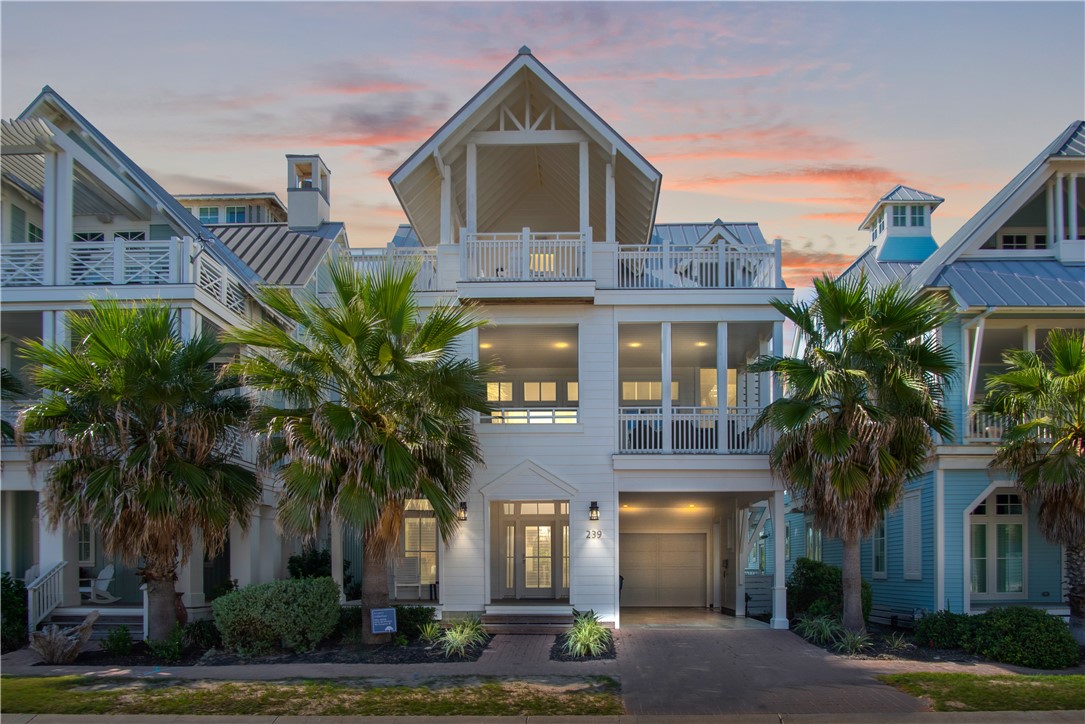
(970, 490, 1026, 598)
(892, 207, 908, 227)
(225, 206, 246, 224)
(199, 207, 220, 225)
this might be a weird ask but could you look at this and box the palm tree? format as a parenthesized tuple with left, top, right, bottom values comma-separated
(226, 260, 488, 643)
(1, 366, 28, 442)
(17, 300, 261, 641)
(752, 274, 955, 632)
(983, 328, 1085, 643)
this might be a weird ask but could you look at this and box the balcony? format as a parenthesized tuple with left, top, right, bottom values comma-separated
(615, 243, 777, 289)
(462, 231, 591, 282)
(353, 247, 439, 291)
(0, 238, 247, 317)
(618, 406, 772, 454)
(965, 407, 1010, 443)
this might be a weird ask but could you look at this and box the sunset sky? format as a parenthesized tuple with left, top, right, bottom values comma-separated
(3, 2, 1082, 287)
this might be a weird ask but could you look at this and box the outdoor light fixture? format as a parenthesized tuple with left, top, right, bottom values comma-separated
(589, 501, 600, 521)
(458, 502, 468, 521)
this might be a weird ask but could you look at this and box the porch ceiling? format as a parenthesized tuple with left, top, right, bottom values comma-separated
(619, 491, 768, 514)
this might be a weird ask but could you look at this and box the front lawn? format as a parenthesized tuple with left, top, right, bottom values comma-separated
(879, 673, 1085, 712)
(1, 675, 622, 716)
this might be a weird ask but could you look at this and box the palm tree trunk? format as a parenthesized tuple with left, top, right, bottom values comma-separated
(841, 535, 865, 633)
(143, 555, 178, 642)
(1066, 539, 1085, 645)
(361, 538, 392, 646)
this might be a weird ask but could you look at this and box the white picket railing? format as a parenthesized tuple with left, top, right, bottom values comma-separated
(617, 244, 776, 289)
(672, 406, 720, 453)
(727, 406, 773, 453)
(482, 407, 579, 424)
(618, 407, 665, 452)
(0, 243, 46, 286)
(27, 561, 68, 630)
(462, 230, 589, 282)
(966, 407, 1009, 443)
(354, 248, 440, 291)
(618, 405, 772, 454)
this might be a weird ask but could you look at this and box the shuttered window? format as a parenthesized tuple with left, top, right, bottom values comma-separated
(10, 206, 26, 242)
(903, 492, 922, 580)
(872, 516, 887, 579)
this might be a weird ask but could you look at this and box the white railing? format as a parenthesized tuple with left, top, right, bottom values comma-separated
(617, 244, 776, 289)
(727, 406, 772, 453)
(354, 248, 440, 291)
(618, 405, 772, 454)
(966, 407, 1009, 443)
(27, 561, 68, 630)
(482, 407, 579, 425)
(672, 406, 720, 453)
(70, 239, 176, 286)
(1, 243, 46, 286)
(196, 256, 247, 316)
(462, 229, 589, 282)
(619, 407, 664, 452)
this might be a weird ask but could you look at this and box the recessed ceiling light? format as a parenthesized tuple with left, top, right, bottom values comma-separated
(554, 342, 569, 349)
(622, 504, 629, 508)
(688, 504, 695, 508)
(628, 342, 642, 348)
(695, 341, 708, 347)
(479, 343, 492, 349)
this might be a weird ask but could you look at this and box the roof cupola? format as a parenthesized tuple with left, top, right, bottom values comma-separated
(286, 154, 331, 230)
(859, 185, 943, 263)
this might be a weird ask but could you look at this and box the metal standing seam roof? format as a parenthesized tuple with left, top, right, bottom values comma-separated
(859, 185, 944, 230)
(208, 223, 341, 286)
(932, 260, 1085, 308)
(1053, 122, 1085, 156)
(837, 246, 920, 287)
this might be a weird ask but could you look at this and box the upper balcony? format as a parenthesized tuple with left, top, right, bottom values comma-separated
(0, 237, 248, 317)
(352, 226, 783, 299)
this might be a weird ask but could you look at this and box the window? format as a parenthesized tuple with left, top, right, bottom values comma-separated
(487, 382, 513, 402)
(1001, 234, 1028, 250)
(27, 223, 43, 243)
(199, 207, 220, 225)
(479, 325, 578, 424)
(115, 231, 146, 241)
(225, 206, 246, 224)
(903, 491, 922, 580)
(621, 380, 678, 402)
(401, 501, 438, 594)
(784, 523, 791, 561)
(805, 523, 822, 562)
(893, 207, 907, 227)
(970, 490, 1025, 598)
(872, 516, 887, 578)
(74, 232, 105, 242)
(523, 382, 557, 402)
(77, 523, 94, 566)
(910, 205, 925, 227)
(567, 382, 579, 402)
(878, 216, 885, 234)
(1034, 234, 1047, 249)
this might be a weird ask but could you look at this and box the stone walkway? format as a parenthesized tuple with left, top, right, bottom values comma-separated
(3, 627, 1083, 717)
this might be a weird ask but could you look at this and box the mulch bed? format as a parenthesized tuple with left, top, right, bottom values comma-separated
(549, 633, 616, 662)
(38, 635, 492, 667)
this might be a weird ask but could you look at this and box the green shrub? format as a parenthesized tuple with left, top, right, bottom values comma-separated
(101, 625, 132, 657)
(963, 607, 1079, 670)
(394, 605, 437, 639)
(418, 621, 442, 644)
(0, 572, 28, 654)
(337, 605, 366, 637)
(183, 619, 221, 650)
(833, 629, 874, 656)
(915, 610, 972, 649)
(562, 609, 612, 658)
(146, 625, 185, 663)
(884, 631, 914, 652)
(786, 558, 872, 622)
(440, 617, 487, 659)
(287, 546, 332, 579)
(212, 577, 340, 656)
(792, 614, 843, 646)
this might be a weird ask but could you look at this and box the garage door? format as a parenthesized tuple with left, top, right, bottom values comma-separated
(620, 533, 706, 607)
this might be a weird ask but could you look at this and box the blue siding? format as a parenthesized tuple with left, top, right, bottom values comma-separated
(943, 469, 994, 612)
(941, 317, 967, 444)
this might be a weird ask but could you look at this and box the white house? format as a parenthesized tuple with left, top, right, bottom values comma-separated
(1, 49, 793, 634)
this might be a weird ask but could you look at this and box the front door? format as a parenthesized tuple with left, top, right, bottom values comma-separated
(492, 501, 569, 600)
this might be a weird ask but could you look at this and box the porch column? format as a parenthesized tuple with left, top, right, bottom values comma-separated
(258, 506, 279, 584)
(330, 518, 345, 601)
(439, 164, 452, 244)
(1070, 173, 1079, 241)
(1054, 172, 1064, 242)
(229, 512, 261, 588)
(661, 322, 672, 453)
(465, 143, 477, 235)
(579, 141, 590, 237)
(54, 150, 73, 285)
(1047, 180, 1055, 246)
(770, 491, 788, 629)
(717, 322, 728, 453)
(1, 491, 18, 576)
(179, 308, 197, 341)
(605, 161, 615, 242)
(177, 529, 205, 609)
(771, 321, 784, 403)
(40, 152, 57, 285)
(758, 334, 770, 408)
(37, 516, 79, 606)
(733, 507, 746, 617)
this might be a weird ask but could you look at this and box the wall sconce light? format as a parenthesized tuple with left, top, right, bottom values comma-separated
(589, 501, 600, 521)
(458, 502, 468, 521)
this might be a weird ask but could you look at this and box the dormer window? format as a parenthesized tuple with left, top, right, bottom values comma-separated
(910, 205, 925, 227)
(878, 216, 885, 234)
(892, 207, 907, 227)
(225, 206, 246, 224)
(199, 207, 219, 225)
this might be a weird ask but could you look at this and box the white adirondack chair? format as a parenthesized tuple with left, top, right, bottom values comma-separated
(79, 563, 120, 604)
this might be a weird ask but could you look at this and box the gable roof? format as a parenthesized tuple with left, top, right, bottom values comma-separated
(909, 120, 1085, 289)
(932, 259, 1085, 308)
(859, 185, 944, 230)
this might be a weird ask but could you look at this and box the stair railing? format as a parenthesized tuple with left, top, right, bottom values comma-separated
(27, 561, 68, 630)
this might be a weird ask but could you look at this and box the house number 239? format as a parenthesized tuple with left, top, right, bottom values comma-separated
(585, 530, 603, 539)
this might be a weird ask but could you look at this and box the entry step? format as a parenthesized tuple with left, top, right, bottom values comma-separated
(481, 612, 573, 635)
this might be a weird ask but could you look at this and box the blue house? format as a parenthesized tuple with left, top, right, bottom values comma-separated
(773, 121, 1085, 624)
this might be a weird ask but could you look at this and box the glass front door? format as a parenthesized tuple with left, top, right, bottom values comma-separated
(492, 501, 569, 600)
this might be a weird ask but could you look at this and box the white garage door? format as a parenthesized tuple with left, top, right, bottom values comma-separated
(620, 533, 707, 607)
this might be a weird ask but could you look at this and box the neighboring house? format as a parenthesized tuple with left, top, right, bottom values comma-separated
(0, 87, 350, 632)
(776, 123, 1085, 624)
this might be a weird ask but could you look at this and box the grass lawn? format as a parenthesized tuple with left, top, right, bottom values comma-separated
(1, 675, 622, 716)
(879, 673, 1085, 712)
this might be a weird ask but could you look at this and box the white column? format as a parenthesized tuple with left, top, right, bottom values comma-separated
(1055, 172, 1065, 242)
(439, 165, 452, 244)
(465, 144, 477, 235)
(1070, 173, 1078, 241)
(41, 310, 55, 348)
(179, 308, 197, 341)
(54, 311, 69, 350)
(258, 507, 278, 584)
(41, 152, 57, 285)
(229, 513, 261, 587)
(661, 322, 672, 453)
(772, 321, 784, 403)
(966, 318, 986, 408)
(717, 322, 728, 453)
(1, 492, 17, 575)
(734, 508, 746, 616)
(330, 518, 345, 601)
(37, 516, 79, 606)
(177, 530, 205, 609)
(1047, 180, 1056, 245)
(579, 141, 590, 236)
(54, 150, 73, 285)
(605, 162, 615, 242)
(770, 491, 788, 629)
(758, 335, 770, 408)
